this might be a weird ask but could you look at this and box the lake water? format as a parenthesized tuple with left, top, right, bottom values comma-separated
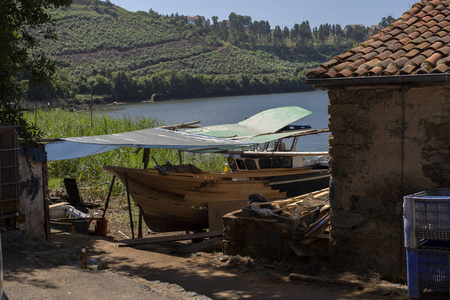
(97, 90, 330, 151)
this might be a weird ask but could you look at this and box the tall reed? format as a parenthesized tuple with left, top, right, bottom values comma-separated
(25, 109, 226, 197)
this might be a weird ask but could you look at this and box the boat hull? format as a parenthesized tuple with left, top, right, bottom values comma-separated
(103, 165, 329, 232)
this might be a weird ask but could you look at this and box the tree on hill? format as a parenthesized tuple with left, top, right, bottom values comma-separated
(1, 0, 72, 139)
(379, 15, 396, 29)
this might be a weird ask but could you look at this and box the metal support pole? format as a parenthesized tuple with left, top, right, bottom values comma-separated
(102, 175, 116, 219)
(178, 150, 183, 165)
(125, 173, 135, 239)
(138, 206, 143, 239)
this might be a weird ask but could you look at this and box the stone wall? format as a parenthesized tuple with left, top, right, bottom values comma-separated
(327, 84, 449, 279)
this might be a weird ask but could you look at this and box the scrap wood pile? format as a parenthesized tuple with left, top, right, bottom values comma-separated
(244, 188, 330, 257)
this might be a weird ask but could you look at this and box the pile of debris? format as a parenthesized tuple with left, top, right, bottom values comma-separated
(243, 188, 331, 257)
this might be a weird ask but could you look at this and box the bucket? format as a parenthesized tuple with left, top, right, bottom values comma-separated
(95, 218, 108, 236)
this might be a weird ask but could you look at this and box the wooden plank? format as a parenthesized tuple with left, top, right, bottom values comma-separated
(175, 237, 223, 254)
(49, 202, 70, 209)
(208, 200, 248, 231)
(119, 230, 223, 247)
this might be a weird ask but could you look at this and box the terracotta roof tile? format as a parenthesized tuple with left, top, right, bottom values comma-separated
(432, 63, 450, 73)
(407, 31, 421, 39)
(405, 16, 419, 26)
(402, 43, 416, 52)
(417, 65, 433, 73)
(411, 54, 427, 66)
(376, 50, 393, 60)
(430, 25, 442, 32)
(374, 46, 388, 54)
(347, 52, 364, 62)
(366, 58, 382, 68)
(394, 57, 410, 68)
(379, 34, 394, 42)
(377, 59, 393, 69)
(333, 61, 353, 72)
(368, 66, 384, 76)
(430, 41, 444, 49)
(337, 69, 354, 77)
(368, 40, 384, 48)
(427, 35, 442, 43)
(307, 0, 450, 79)
(421, 31, 434, 39)
(354, 67, 369, 76)
(406, 48, 422, 58)
(411, 36, 427, 44)
(399, 37, 413, 45)
(390, 50, 407, 60)
(384, 63, 401, 75)
(425, 52, 443, 64)
(435, 13, 446, 21)
(386, 42, 404, 52)
(422, 49, 436, 57)
(437, 45, 450, 55)
(423, 15, 433, 22)
(417, 41, 432, 50)
(336, 51, 354, 60)
(426, 20, 439, 27)
(362, 52, 378, 60)
(349, 58, 366, 70)
(400, 64, 417, 74)
(417, 11, 427, 19)
(360, 46, 375, 54)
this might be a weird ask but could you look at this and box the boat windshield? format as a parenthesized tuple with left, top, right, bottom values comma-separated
(267, 140, 277, 152)
(256, 143, 266, 151)
(279, 137, 296, 151)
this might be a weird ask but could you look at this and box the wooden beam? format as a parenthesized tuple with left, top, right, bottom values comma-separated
(119, 230, 223, 247)
(175, 237, 223, 254)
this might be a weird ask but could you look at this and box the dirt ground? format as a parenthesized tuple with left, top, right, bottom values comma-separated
(2, 224, 409, 300)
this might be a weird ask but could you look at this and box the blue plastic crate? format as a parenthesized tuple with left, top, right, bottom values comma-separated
(407, 244, 450, 299)
(404, 189, 450, 248)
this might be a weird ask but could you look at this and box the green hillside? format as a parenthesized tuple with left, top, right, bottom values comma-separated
(24, 0, 378, 104)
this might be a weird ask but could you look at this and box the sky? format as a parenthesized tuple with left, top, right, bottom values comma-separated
(107, 0, 416, 29)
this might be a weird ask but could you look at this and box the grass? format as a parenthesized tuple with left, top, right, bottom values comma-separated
(25, 108, 226, 199)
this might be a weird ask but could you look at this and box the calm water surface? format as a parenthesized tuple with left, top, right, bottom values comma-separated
(97, 90, 330, 151)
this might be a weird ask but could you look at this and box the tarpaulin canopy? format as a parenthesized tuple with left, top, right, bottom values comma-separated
(46, 128, 250, 161)
(183, 106, 311, 138)
(45, 106, 317, 161)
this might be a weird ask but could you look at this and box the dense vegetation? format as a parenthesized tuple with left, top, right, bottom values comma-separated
(1, 0, 72, 139)
(23, 0, 385, 105)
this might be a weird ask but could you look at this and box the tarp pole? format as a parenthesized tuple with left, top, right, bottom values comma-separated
(102, 175, 116, 219)
(125, 173, 135, 239)
(138, 206, 143, 239)
(143, 148, 150, 169)
(178, 150, 183, 165)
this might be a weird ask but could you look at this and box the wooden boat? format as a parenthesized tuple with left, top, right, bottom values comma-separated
(103, 164, 329, 232)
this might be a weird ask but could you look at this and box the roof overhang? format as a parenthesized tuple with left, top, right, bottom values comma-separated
(306, 73, 450, 88)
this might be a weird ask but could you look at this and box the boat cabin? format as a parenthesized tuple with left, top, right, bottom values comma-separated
(225, 130, 328, 171)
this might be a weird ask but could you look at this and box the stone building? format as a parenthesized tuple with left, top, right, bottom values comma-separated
(306, 0, 450, 278)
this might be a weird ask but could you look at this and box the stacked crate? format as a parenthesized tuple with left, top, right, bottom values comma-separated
(404, 189, 450, 299)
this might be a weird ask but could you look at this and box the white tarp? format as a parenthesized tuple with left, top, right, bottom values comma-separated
(45, 127, 250, 161)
